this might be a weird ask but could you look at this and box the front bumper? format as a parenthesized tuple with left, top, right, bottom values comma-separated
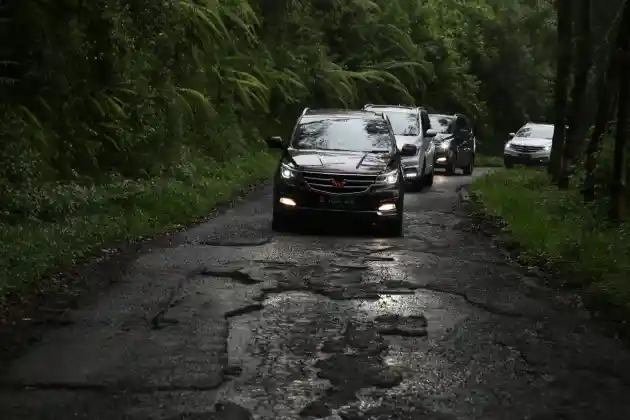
(504, 149, 550, 166)
(274, 181, 402, 221)
(433, 148, 452, 167)
(401, 157, 422, 181)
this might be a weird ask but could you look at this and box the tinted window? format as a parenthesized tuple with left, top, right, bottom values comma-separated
(516, 124, 554, 139)
(291, 117, 394, 152)
(429, 115, 454, 133)
(458, 117, 470, 129)
(382, 111, 419, 136)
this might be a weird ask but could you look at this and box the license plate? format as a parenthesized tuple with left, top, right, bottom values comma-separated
(323, 196, 355, 208)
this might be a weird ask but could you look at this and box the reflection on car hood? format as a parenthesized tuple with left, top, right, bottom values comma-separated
(288, 149, 392, 174)
(432, 133, 454, 142)
(394, 135, 419, 150)
(511, 137, 552, 147)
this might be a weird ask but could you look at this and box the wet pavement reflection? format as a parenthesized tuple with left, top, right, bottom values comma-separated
(2, 169, 630, 419)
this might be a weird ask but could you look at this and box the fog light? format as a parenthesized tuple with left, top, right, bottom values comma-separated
(279, 197, 296, 206)
(405, 171, 417, 178)
(436, 157, 446, 163)
(378, 203, 396, 211)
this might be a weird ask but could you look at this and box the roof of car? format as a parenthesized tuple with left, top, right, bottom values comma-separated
(302, 108, 385, 119)
(523, 122, 554, 127)
(429, 113, 456, 119)
(363, 104, 420, 113)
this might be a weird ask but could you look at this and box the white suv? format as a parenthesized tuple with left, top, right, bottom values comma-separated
(363, 104, 437, 187)
(504, 123, 554, 168)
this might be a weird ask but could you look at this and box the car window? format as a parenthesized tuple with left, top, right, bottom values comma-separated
(291, 117, 394, 152)
(429, 115, 454, 133)
(379, 111, 419, 136)
(516, 124, 554, 139)
(455, 116, 469, 131)
(420, 110, 431, 131)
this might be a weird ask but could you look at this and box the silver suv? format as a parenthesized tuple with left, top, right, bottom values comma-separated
(363, 104, 437, 187)
(504, 123, 554, 168)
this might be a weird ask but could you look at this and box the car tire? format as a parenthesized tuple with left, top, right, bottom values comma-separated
(463, 155, 474, 175)
(504, 160, 514, 169)
(445, 157, 457, 175)
(424, 169, 434, 186)
(271, 208, 292, 232)
(415, 159, 428, 189)
(383, 214, 403, 237)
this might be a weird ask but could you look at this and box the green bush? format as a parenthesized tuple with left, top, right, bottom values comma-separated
(470, 169, 630, 315)
(0, 151, 276, 306)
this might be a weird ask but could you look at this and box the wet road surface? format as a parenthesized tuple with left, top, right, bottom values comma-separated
(2, 169, 630, 419)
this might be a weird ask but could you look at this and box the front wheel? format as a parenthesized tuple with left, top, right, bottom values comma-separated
(271, 208, 293, 232)
(382, 213, 403, 237)
(463, 155, 474, 175)
(504, 159, 514, 169)
(424, 169, 434, 186)
(445, 157, 457, 175)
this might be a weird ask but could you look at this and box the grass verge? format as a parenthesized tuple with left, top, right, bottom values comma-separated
(469, 168, 630, 328)
(0, 150, 277, 308)
(475, 154, 503, 167)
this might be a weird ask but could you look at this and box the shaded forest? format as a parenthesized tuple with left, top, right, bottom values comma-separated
(0, 0, 556, 209)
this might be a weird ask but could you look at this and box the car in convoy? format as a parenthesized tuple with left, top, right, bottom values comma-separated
(265, 108, 418, 236)
(429, 113, 476, 175)
(503, 122, 554, 168)
(362, 104, 437, 188)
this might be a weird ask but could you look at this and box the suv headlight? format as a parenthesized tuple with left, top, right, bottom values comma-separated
(504, 141, 512, 150)
(377, 169, 399, 185)
(439, 140, 451, 149)
(543, 144, 551, 151)
(280, 162, 297, 179)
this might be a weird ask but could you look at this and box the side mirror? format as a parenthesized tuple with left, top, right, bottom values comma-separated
(425, 128, 437, 138)
(400, 144, 417, 156)
(508, 132, 515, 138)
(266, 136, 284, 149)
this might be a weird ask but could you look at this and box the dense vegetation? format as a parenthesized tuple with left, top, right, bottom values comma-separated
(0, 0, 556, 305)
(473, 0, 630, 331)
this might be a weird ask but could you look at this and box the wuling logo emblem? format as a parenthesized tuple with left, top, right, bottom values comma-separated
(331, 179, 345, 187)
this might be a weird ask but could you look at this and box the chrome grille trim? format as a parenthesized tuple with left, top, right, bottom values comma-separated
(511, 144, 544, 153)
(302, 171, 378, 194)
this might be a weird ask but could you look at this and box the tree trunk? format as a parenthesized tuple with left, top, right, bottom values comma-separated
(559, 0, 592, 189)
(610, 1, 630, 221)
(582, 3, 629, 202)
(549, 0, 574, 180)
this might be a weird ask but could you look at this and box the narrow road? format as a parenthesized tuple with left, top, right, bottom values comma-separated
(2, 169, 630, 419)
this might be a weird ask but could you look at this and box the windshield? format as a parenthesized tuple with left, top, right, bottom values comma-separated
(291, 117, 394, 152)
(429, 115, 454, 133)
(516, 124, 554, 139)
(381, 111, 419, 136)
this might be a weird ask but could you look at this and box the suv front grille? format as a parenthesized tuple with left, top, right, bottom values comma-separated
(302, 171, 378, 194)
(512, 144, 544, 153)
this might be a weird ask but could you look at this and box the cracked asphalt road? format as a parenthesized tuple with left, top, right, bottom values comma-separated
(2, 168, 630, 419)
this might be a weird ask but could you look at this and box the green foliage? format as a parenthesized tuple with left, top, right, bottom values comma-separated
(471, 169, 630, 316)
(0, 0, 556, 189)
(475, 154, 504, 167)
(0, 151, 276, 306)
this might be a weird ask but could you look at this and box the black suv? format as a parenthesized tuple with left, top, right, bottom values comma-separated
(429, 113, 476, 175)
(266, 108, 418, 236)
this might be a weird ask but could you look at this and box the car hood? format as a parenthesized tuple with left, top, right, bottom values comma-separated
(394, 135, 419, 150)
(432, 132, 454, 142)
(511, 137, 552, 147)
(288, 149, 393, 174)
